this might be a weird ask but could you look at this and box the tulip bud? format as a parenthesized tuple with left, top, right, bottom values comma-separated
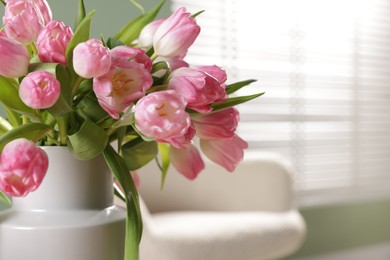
(153, 7, 200, 57)
(19, 70, 61, 109)
(0, 36, 30, 78)
(0, 138, 48, 197)
(168, 67, 227, 113)
(73, 39, 111, 78)
(37, 20, 73, 65)
(134, 90, 191, 140)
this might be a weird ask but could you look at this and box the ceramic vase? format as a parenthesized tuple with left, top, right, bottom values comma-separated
(0, 146, 126, 260)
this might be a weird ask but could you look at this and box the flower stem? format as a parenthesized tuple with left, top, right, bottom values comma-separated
(56, 116, 68, 145)
(72, 76, 83, 96)
(27, 42, 38, 56)
(22, 115, 29, 125)
(150, 52, 158, 61)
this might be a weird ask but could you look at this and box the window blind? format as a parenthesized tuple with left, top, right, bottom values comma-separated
(172, 0, 390, 206)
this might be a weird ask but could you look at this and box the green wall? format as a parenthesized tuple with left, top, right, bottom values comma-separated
(48, 0, 171, 37)
(287, 199, 390, 259)
(0, 0, 172, 38)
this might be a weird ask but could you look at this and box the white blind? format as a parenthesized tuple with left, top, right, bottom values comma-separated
(172, 0, 390, 206)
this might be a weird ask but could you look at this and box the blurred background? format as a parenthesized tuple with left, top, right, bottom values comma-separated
(2, 0, 390, 259)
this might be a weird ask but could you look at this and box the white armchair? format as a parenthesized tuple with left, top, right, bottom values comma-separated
(137, 152, 306, 260)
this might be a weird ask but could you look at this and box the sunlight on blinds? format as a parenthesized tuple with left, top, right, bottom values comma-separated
(172, 0, 390, 206)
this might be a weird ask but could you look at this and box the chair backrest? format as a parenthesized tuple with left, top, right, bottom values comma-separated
(138, 152, 297, 213)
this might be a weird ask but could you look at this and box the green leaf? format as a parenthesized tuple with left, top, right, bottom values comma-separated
(28, 62, 58, 74)
(116, 126, 127, 152)
(3, 105, 21, 127)
(0, 123, 52, 152)
(151, 60, 171, 84)
(29, 63, 72, 116)
(226, 79, 257, 95)
(157, 142, 170, 190)
(112, 107, 135, 128)
(210, 92, 265, 112)
(106, 37, 124, 49)
(67, 119, 108, 160)
(122, 138, 158, 170)
(75, 91, 109, 122)
(0, 76, 36, 119)
(0, 116, 13, 135)
(115, 0, 165, 44)
(191, 10, 205, 18)
(103, 145, 142, 260)
(0, 190, 11, 206)
(74, 0, 86, 29)
(65, 10, 95, 83)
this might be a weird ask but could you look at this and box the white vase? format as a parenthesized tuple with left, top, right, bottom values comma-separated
(0, 146, 126, 260)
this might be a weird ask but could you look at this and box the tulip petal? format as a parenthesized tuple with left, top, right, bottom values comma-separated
(170, 144, 205, 180)
(200, 135, 248, 172)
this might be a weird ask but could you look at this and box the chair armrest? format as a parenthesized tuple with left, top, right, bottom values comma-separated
(138, 152, 297, 213)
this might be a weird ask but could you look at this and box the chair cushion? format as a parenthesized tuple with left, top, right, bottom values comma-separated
(140, 210, 306, 260)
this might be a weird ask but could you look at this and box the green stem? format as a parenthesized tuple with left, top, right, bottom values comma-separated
(0, 0, 6, 6)
(146, 84, 167, 94)
(56, 116, 68, 145)
(129, 0, 145, 14)
(106, 126, 116, 137)
(30, 42, 38, 56)
(26, 42, 38, 57)
(22, 115, 29, 125)
(150, 52, 158, 61)
(72, 76, 83, 96)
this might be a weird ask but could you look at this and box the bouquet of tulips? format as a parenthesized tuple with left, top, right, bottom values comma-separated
(0, 0, 262, 259)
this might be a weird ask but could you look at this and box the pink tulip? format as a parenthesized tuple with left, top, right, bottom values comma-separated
(73, 39, 111, 78)
(0, 36, 30, 78)
(0, 138, 48, 197)
(138, 18, 165, 49)
(168, 67, 227, 113)
(153, 7, 200, 57)
(3, 0, 52, 44)
(192, 108, 240, 140)
(93, 61, 153, 119)
(200, 135, 248, 172)
(134, 90, 191, 140)
(19, 70, 61, 109)
(170, 144, 204, 180)
(111, 46, 152, 72)
(37, 20, 73, 65)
